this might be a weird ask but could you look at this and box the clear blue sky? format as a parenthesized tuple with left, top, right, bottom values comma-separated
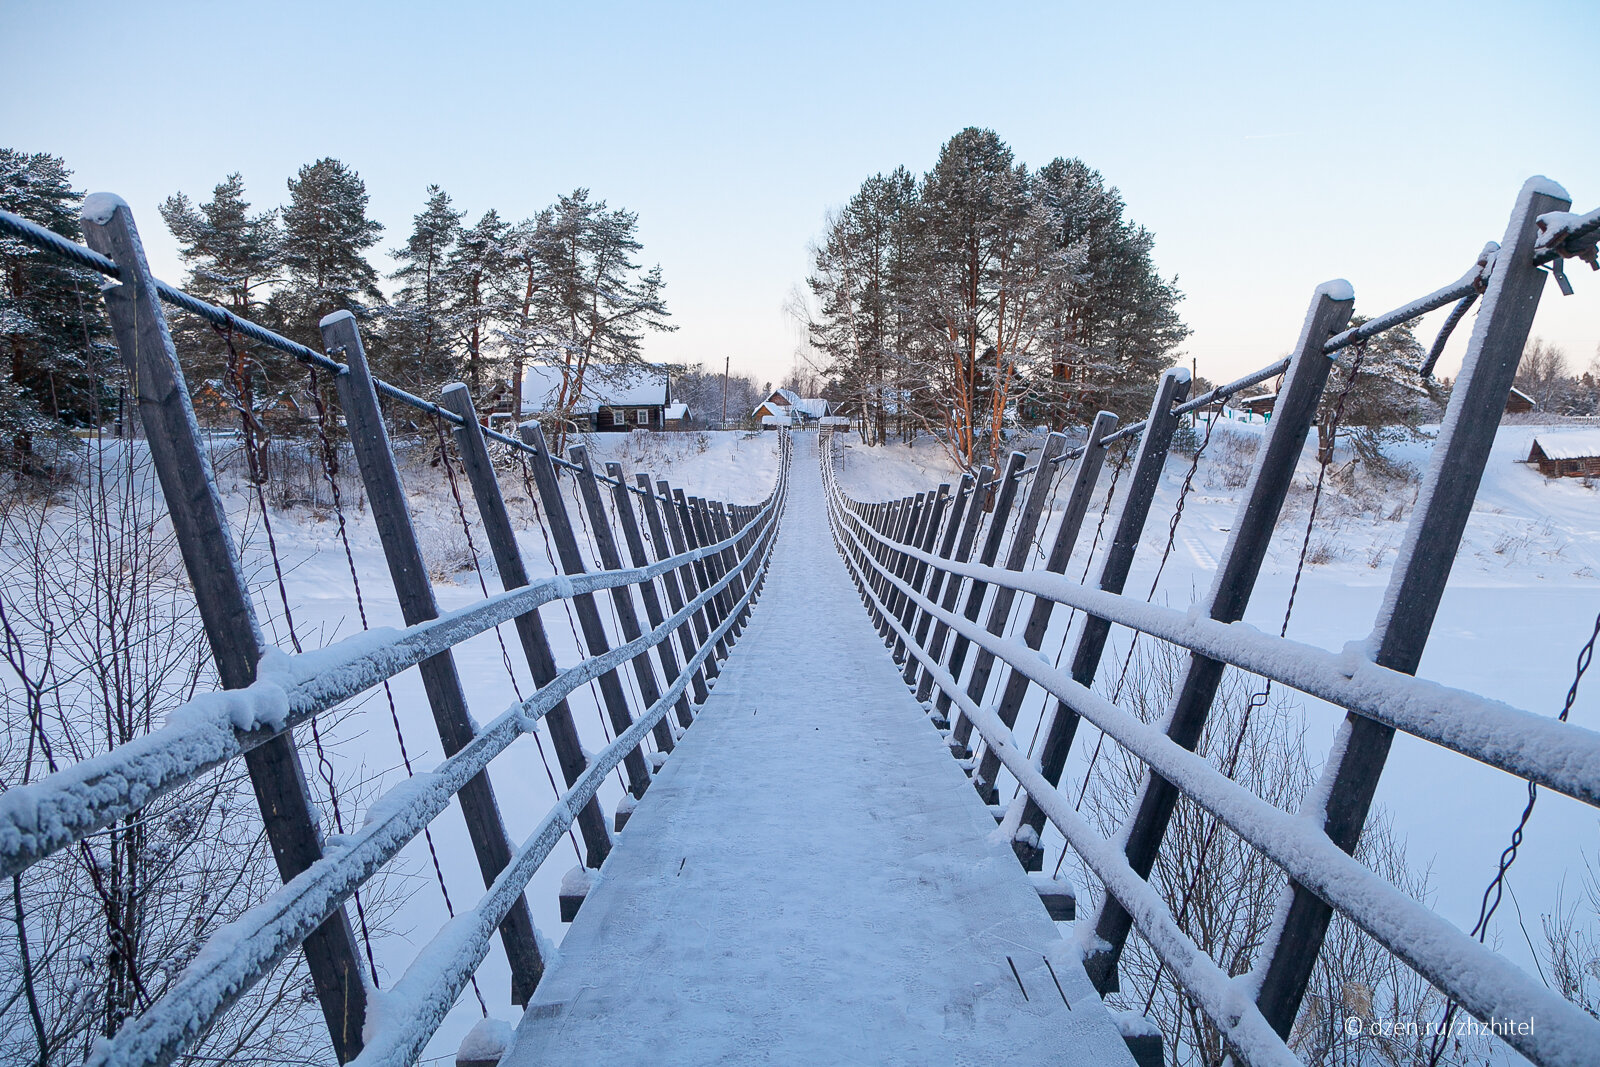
(4, 0, 1596, 389)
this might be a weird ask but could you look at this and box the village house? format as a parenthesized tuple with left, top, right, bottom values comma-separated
(484, 364, 688, 432)
(752, 388, 831, 426)
(1527, 431, 1600, 479)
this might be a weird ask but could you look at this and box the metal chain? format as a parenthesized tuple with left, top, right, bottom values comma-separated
(515, 450, 626, 791)
(1427, 609, 1600, 1064)
(217, 332, 381, 987)
(1073, 413, 1220, 817)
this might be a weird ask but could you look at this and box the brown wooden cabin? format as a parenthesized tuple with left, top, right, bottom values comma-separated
(1528, 433, 1600, 478)
(1505, 387, 1535, 415)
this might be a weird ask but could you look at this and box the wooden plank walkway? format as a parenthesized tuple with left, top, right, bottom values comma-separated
(503, 433, 1135, 1065)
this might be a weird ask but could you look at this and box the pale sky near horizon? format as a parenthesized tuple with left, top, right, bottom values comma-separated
(4, 0, 1596, 392)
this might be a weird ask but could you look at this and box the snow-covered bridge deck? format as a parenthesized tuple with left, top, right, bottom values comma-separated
(504, 435, 1135, 1065)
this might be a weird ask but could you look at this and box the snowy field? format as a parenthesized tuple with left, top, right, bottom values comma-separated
(834, 416, 1600, 1051)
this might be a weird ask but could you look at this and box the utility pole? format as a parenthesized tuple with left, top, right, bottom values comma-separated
(722, 356, 729, 427)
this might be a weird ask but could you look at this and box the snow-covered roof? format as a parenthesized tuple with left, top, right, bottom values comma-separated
(664, 402, 689, 420)
(753, 388, 802, 417)
(792, 398, 831, 419)
(1531, 432, 1600, 460)
(521, 364, 669, 415)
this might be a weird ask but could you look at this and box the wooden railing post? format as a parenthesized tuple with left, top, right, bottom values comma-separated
(1252, 179, 1571, 1036)
(1018, 369, 1192, 854)
(974, 416, 1118, 810)
(84, 195, 368, 1060)
(1083, 285, 1354, 993)
(652, 477, 720, 684)
(567, 445, 675, 755)
(708, 501, 751, 633)
(938, 451, 1028, 750)
(320, 315, 545, 1005)
(949, 436, 1070, 781)
(516, 423, 653, 798)
(903, 475, 973, 687)
(880, 494, 925, 644)
(609, 464, 697, 727)
(891, 484, 951, 666)
(438, 385, 612, 869)
(915, 466, 991, 709)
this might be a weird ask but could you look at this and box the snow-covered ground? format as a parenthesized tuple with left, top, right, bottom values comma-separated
(830, 416, 1600, 1044)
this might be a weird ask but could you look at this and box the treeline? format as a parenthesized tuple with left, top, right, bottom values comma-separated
(0, 149, 673, 466)
(803, 128, 1189, 468)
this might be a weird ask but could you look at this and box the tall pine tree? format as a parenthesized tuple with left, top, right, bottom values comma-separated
(443, 208, 510, 394)
(0, 149, 112, 463)
(275, 158, 384, 349)
(159, 174, 285, 416)
(387, 184, 462, 392)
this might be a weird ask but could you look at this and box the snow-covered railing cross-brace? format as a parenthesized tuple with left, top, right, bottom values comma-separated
(0, 193, 791, 1067)
(824, 176, 1600, 1067)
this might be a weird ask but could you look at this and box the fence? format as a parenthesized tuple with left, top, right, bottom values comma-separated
(823, 176, 1600, 1067)
(0, 194, 791, 1066)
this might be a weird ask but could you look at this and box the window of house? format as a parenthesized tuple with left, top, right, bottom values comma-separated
(635, 409, 650, 425)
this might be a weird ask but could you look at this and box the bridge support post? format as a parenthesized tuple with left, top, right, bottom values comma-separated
(682, 495, 732, 650)
(1251, 179, 1570, 1036)
(84, 195, 369, 1061)
(708, 501, 752, 634)
(650, 476, 720, 687)
(884, 493, 930, 655)
(608, 464, 697, 728)
(1082, 286, 1353, 994)
(974, 417, 1118, 813)
(439, 386, 613, 870)
(321, 314, 546, 1005)
(568, 445, 675, 755)
(891, 484, 950, 666)
(914, 467, 991, 710)
(939, 451, 1028, 754)
(950, 435, 1071, 795)
(1018, 370, 1192, 861)
(517, 423, 653, 799)
(903, 476, 969, 686)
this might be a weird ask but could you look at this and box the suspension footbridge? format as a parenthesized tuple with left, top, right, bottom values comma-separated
(1, 178, 1598, 1066)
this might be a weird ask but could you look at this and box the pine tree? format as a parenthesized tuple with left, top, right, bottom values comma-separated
(387, 184, 462, 392)
(0, 149, 112, 464)
(529, 189, 672, 447)
(1029, 158, 1188, 426)
(159, 174, 284, 423)
(1316, 318, 1439, 472)
(275, 158, 384, 349)
(443, 208, 510, 394)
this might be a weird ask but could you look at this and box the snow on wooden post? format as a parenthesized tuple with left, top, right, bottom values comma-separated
(567, 445, 675, 755)
(1253, 178, 1573, 1038)
(891, 484, 951, 666)
(949, 435, 1071, 785)
(439, 385, 613, 869)
(1019, 370, 1192, 853)
(915, 467, 991, 708)
(939, 451, 1028, 749)
(84, 195, 369, 1060)
(1083, 285, 1354, 994)
(652, 477, 720, 685)
(903, 475, 973, 687)
(608, 464, 697, 728)
(517, 423, 653, 799)
(975, 416, 1119, 811)
(321, 314, 545, 1004)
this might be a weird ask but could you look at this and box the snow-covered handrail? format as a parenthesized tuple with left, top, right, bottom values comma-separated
(0, 510, 764, 880)
(81, 472, 786, 1067)
(839, 510, 1600, 809)
(829, 475, 1600, 1067)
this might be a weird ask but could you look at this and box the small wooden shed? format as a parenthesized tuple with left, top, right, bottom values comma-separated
(1528, 431, 1600, 478)
(1506, 386, 1536, 415)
